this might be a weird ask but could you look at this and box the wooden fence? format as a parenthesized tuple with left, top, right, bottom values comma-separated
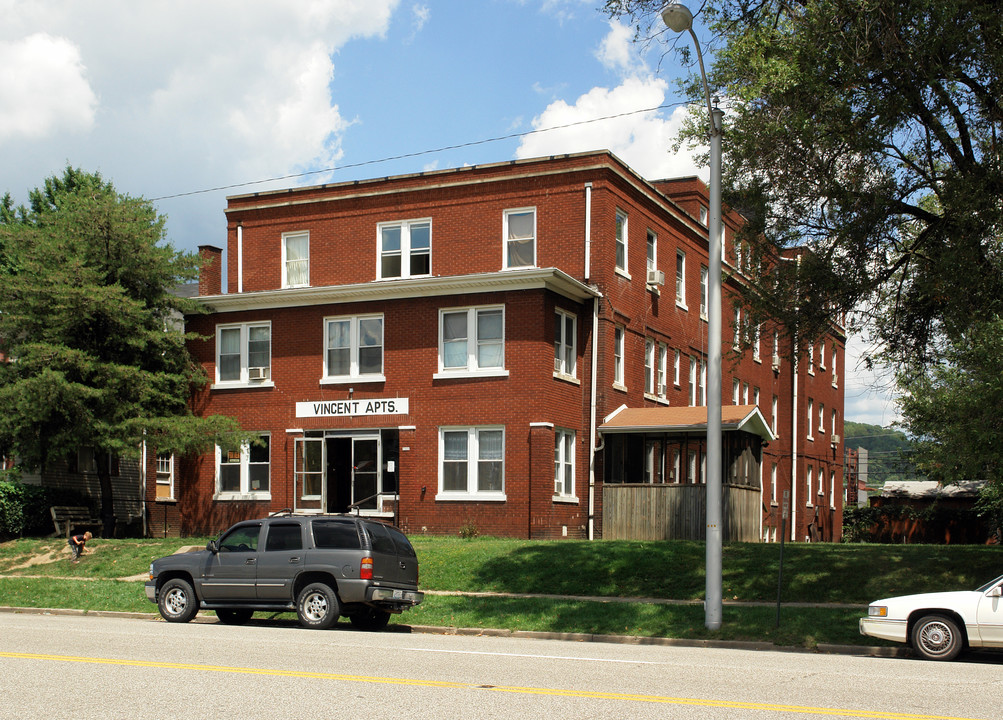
(602, 483, 761, 542)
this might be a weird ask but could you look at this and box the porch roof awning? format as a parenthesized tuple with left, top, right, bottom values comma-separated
(598, 404, 776, 443)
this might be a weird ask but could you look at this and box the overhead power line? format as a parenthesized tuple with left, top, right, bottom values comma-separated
(150, 102, 687, 202)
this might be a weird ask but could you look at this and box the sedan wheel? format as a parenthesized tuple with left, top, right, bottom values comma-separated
(911, 614, 963, 661)
(296, 582, 339, 629)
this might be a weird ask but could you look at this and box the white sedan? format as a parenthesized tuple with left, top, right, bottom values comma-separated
(860, 574, 1003, 660)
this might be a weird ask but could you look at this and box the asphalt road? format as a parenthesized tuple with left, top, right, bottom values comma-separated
(0, 611, 1000, 720)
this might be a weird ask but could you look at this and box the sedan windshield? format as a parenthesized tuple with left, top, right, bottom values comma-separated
(976, 575, 1003, 593)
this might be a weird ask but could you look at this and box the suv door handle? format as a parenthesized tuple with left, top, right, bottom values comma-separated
(289, 557, 301, 563)
(245, 558, 256, 565)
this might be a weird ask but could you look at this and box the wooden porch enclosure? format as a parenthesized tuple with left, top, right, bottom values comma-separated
(602, 483, 762, 542)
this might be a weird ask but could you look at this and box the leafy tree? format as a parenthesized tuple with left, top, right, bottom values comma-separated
(0, 167, 244, 535)
(844, 421, 917, 487)
(605, 0, 1003, 369)
(896, 319, 1003, 526)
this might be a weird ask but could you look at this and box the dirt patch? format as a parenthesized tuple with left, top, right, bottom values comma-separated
(7, 547, 67, 570)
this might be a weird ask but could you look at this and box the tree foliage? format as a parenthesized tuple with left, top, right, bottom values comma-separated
(0, 168, 245, 532)
(606, 0, 1003, 368)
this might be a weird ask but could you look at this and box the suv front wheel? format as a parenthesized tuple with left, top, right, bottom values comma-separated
(296, 582, 339, 629)
(158, 578, 199, 623)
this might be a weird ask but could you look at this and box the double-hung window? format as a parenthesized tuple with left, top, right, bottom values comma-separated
(554, 309, 576, 378)
(217, 434, 270, 499)
(155, 453, 174, 500)
(324, 314, 384, 382)
(437, 306, 506, 377)
(645, 339, 655, 395)
(216, 322, 271, 385)
(657, 343, 667, 397)
(700, 265, 708, 319)
(439, 427, 505, 500)
(504, 208, 536, 268)
(675, 251, 686, 306)
(615, 210, 628, 274)
(282, 231, 309, 288)
(613, 325, 625, 388)
(379, 219, 431, 279)
(554, 429, 575, 499)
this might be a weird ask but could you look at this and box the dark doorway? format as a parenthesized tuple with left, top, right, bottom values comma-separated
(326, 438, 352, 513)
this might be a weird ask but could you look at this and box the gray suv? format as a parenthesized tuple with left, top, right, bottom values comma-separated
(145, 513, 423, 631)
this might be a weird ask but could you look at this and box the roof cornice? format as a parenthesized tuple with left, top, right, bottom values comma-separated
(195, 268, 601, 314)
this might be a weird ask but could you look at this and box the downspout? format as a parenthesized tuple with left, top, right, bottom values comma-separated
(589, 297, 599, 540)
(237, 223, 244, 294)
(790, 352, 799, 540)
(584, 183, 592, 281)
(140, 437, 147, 538)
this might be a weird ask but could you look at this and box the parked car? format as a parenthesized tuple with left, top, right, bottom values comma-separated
(859, 574, 1003, 660)
(145, 513, 423, 631)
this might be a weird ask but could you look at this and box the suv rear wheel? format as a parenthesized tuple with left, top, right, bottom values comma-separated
(158, 578, 199, 623)
(296, 582, 339, 629)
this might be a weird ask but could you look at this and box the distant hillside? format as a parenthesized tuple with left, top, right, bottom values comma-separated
(844, 421, 921, 487)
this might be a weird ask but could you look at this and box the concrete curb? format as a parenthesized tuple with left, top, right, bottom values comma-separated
(0, 605, 908, 658)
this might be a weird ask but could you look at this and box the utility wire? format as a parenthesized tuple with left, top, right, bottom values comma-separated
(150, 102, 687, 202)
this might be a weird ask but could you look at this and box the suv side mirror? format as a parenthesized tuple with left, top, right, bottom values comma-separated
(207, 539, 219, 554)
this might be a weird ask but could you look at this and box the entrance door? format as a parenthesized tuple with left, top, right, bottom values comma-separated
(324, 436, 380, 513)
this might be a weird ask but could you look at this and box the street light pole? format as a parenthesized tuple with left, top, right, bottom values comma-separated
(661, 2, 724, 631)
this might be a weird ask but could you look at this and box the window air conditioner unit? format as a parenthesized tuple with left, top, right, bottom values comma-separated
(647, 270, 665, 286)
(248, 367, 269, 381)
(771, 357, 781, 372)
(830, 433, 840, 446)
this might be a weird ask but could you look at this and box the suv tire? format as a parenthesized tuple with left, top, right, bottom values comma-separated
(158, 578, 199, 623)
(297, 582, 339, 629)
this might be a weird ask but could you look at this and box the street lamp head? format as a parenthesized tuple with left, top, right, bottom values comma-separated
(661, 3, 694, 33)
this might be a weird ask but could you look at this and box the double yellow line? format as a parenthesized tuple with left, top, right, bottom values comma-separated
(0, 651, 981, 720)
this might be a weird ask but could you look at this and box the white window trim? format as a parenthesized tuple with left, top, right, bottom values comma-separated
(435, 305, 509, 379)
(503, 207, 536, 270)
(554, 308, 577, 380)
(155, 453, 175, 501)
(282, 231, 310, 289)
(675, 250, 687, 308)
(615, 209, 630, 278)
(644, 338, 655, 396)
(215, 435, 271, 501)
(657, 343, 667, 398)
(377, 218, 432, 280)
(613, 324, 626, 390)
(699, 265, 708, 320)
(673, 349, 681, 387)
(807, 398, 815, 441)
(832, 347, 839, 388)
(321, 313, 386, 384)
(214, 321, 273, 389)
(554, 428, 577, 502)
(437, 426, 506, 501)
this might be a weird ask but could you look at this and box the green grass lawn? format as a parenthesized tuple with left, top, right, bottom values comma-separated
(1, 534, 998, 648)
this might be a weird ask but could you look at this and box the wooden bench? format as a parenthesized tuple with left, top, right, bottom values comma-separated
(50, 506, 102, 538)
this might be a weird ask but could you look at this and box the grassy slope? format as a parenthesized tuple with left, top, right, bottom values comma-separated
(1, 536, 998, 646)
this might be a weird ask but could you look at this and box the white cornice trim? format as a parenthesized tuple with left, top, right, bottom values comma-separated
(196, 268, 601, 313)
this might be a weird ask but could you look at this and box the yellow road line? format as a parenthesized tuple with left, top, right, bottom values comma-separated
(0, 651, 982, 720)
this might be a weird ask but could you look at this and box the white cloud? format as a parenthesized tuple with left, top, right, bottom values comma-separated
(0, 33, 97, 140)
(843, 330, 901, 427)
(595, 20, 643, 75)
(516, 77, 704, 182)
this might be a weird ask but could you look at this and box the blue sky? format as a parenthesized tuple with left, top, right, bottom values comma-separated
(0, 0, 896, 425)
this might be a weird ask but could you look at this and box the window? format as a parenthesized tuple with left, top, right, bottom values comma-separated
(688, 356, 698, 405)
(699, 360, 707, 406)
(554, 309, 576, 378)
(688, 450, 698, 484)
(819, 340, 827, 370)
(645, 339, 655, 394)
(615, 210, 628, 273)
(806, 464, 814, 503)
(734, 308, 742, 347)
(657, 343, 667, 397)
(675, 251, 686, 305)
(324, 314, 384, 382)
(438, 306, 505, 376)
(439, 427, 505, 499)
(646, 230, 656, 274)
(807, 398, 814, 440)
(818, 467, 825, 499)
(732, 378, 740, 405)
(613, 325, 625, 388)
(753, 387, 760, 410)
(772, 395, 779, 435)
(808, 344, 815, 375)
(832, 346, 839, 387)
(700, 265, 708, 319)
(216, 322, 271, 385)
(773, 330, 781, 367)
(673, 349, 681, 387)
(832, 409, 838, 439)
(753, 324, 761, 362)
(379, 219, 431, 279)
(699, 205, 708, 225)
(265, 523, 303, 552)
(217, 434, 270, 498)
(504, 208, 535, 269)
(155, 453, 174, 500)
(282, 231, 309, 288)
(671, 449, 681, 483)
(554, 429, 575, 499)
(771, 463, 778, 504)
(742, 382, 749, 405)
(819, 403, 826, 434)
(830, 471, 837, 508)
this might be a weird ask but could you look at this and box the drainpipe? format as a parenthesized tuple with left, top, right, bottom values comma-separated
(588, 296, 600, 540)
(237, 223, 243, 294)
(584, 183, 592, 281)
(790, 351, 799, 540)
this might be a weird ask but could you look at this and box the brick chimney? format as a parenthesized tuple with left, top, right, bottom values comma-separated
(198, 245, 223, 296)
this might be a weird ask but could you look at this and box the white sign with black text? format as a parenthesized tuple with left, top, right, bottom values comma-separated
(296, 398, 409, 418)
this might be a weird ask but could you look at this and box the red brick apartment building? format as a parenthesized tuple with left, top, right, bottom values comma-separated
(146, 151, 845, 541)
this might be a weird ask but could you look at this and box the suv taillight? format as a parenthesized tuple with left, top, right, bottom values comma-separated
(360, 556, 373, 580)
